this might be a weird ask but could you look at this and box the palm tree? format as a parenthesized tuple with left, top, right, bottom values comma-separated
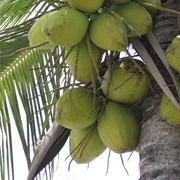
(0, 0, 179, 180)
(138, 0, 180, 179)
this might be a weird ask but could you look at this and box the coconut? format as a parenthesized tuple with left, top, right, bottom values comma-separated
(69, 124, 106, 164)
(111, 1, 153, 37)
(42, 7, 89, 47)
(165, 35, 180, 72)
(139, 0, 162, 17)
(98, 101, 139, 153)
(89, 12, 128, 52)
(55, 87, 100, 129)
(28, 13, 56, 49)
(126, 104, 142, 125)
(159, 93, 180, 126)
(101, 59, 149, 104)
(66, 38, 102, 83)
(66, 0, 104, 13)
(110, 0, 131, 4)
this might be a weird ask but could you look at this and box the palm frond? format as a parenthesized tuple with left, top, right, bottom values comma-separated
(0, 0, 55, 73)
(0, 0, 73, 177)
(0, 0, 50, 29)
(0, 45, 73, 179)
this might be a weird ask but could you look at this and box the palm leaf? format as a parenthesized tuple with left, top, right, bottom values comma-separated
(0, 0, 53, 72)
(0, 1, 71, 180)
(0, 0, 49, 29)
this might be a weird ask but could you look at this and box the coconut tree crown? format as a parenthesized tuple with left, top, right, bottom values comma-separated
(0, 0, 179, 180)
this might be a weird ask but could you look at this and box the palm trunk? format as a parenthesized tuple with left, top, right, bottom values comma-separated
(139, 0, 180, 179)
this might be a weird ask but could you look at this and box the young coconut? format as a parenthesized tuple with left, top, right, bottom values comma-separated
(66, 0, 104, 13)
(101, 59, 149, 104)
(165, 35, 180, 72)
(66, 38, 102, 83)
(28, 13, 56, 49)
(69, 124, 106, 164)
(159, 93, 180, 126)
(111, 1, 153, 37)
(139, 0, 162, 17)
(55, 88, 100, 129)
(110, 0, 131, 4)
(98, 101, 139, 153)
(89, 12, 128, 52)
(126, 104, 142, 125)
(126, 103, 142, 152)
(42, 7, 89, 47)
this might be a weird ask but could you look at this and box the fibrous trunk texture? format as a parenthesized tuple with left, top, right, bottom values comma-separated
(140, 92, 180, 179)
(139, 0, 180, 179)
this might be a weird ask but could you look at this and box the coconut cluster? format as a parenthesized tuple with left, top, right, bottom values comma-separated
(28, 0, 159, 50)
(27, 0, 180, 165)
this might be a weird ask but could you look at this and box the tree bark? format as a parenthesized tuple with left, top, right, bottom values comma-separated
(139, 0, 180, 179)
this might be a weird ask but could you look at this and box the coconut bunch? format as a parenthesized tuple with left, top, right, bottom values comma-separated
(27, 0, 161, 84)
(54, 86, 141, 164)
(28, 0, 161, 50)
(54, 87, 107, 164)
(27, 0, 166, 164)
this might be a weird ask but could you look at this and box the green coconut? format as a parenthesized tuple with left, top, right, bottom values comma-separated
(55, 88, 100, 129)
(139, 0, 162, 17)
(89, 12, 128, 51)
(165, 35, 180, 72)
(66, 0, 104, 13)
(111, 1, 153, 37)
(28, 13, 56, 49)
(101, 59, 149, 104)
(159, 93, 180, 126)
(110, 0, 131, 4)
(42, 7, 89, 47)
(69, 124, 106, 164)
(98, 101, 139, 153)
(126, 104, 142, 124)
(66, 38, 102, 83)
